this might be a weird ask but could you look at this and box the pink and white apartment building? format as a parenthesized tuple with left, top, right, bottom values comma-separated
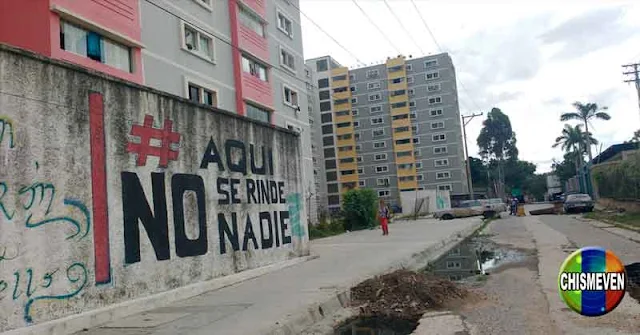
(0, 0, 317, 219)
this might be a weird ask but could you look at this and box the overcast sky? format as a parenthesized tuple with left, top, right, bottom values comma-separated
(299, 0, 640, 173)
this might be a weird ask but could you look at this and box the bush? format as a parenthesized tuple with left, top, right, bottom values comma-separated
(593, 152, 640, 200)
(309, 219, 345, 240)
(342, 188, 379, 231)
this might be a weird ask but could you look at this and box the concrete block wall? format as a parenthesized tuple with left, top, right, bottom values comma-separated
(0, 44, 309, 332)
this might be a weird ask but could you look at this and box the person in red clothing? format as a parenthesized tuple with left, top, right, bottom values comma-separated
(378, 199, 390, 236)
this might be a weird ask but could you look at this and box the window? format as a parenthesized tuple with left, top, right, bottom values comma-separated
(428, 97, 442, 105)
(413, 137, 420, 144)
(373, 141, 386, 149)
(187, 82, 218, 107)
(425, 71, 440, 80)
(242, 56, 268, 81)
(409, 101, 416, 108)
(414, 149, 421, 157)
(358, 167, 364, 174)
(341, 170, 356, 176)
(438, 184, 452, 191)
(435, 159, 449, 167)
(375, 166, 389, 173)
(319, 90, 330, 100)
(377, 178, 390, 186)
(239, 5, 264, 37)
(336, 122, 351, 129)
(368, 93, 382, 101)
(406, 64, 413, 71)
(391, 77, 404, 84)
(432, 134, 446, 142)
(338, 146, 353, 153)
(328, 195, 340, 205)
(349, 74, 356, 81)
(446, 261, 461, 269)
(353, 121, 360, 128)
(358, 180, 366, 187)
(370, 105, 383, 113)
(448, 247, 461, 256)
(305, 68, 310, 78)
(430, 109, 443, 117)
(371, 117, 384, 125)
(367, 82, 381, 90)
(374, 153, 387, 161)
(397, 151, 412, 158)
(323, 136, 334, 146)
(410, 112, 417, 120)
(181, 22, 214, 61)
(355, 133, 361, 140)
(335, 110, 349, 117)
(334, 98, 349, 106)
(425, 59, 438, 68)
(378, 190, 390, 197)
(283, 85, 299, 107)
(277, 10, 293, 37)
(320, 101, 331, 111)
(391, 102, 407, 109)
(350, 86, 357, 92)
(351, 109, 359, 116)
(316, 59, 328, 72)
(395, 126, 409, 133)
(337, 134, 352, 140)
(279, 47, 295, 72)
(318, 78, 329, 88)
(340, 157, 355, 164)
(412, 125, 419, 134)
(428, 84, 441, 92)
(436, 171, 451, 179)
(327, 184, 339, 193)
(367, 69, 379, 78)
(434, 146, 448, 154)
(416, 162, 423, 169)
(324, 148, 336, 158)
(321, 125, 333, 135)
(357, 156, 363, 163)
(372, 128, 385, 137)
(408, 89, 415, 96)
(395, 138, 410, 145)
(399, 176, 414, 182)
(431, 121, 445, 129)
(60, 20, 132, 72)
(407, 76, 414, 84)
(389, 65, 403, 72)
(391, 89, 406, 97)
(246, 103, 270, 123)
(398, 163, 413, 170)
(351, 97, 358, 104)
(393, 114, 408, 120)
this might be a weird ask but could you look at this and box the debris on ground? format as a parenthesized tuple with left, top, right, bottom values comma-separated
(350, 269, 470, 320)
(626, 263, 640, 303)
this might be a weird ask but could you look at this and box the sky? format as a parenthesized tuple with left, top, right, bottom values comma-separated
(299, 0, 640, 173)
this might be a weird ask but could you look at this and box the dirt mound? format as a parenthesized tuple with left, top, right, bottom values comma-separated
(351, 269, 470, 320)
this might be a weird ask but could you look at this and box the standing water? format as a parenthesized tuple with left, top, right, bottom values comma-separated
(334, 317, 418, 335)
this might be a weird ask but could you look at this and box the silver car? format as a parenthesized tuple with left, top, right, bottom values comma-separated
(563, 193, 594, 213)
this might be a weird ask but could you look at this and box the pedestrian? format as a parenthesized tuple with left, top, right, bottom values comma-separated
(378, 199, 390, 236)
(510, 197, 518, 215)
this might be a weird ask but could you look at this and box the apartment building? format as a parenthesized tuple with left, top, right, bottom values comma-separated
(0, 0, 317, 221)
(306, 54, 469, 212)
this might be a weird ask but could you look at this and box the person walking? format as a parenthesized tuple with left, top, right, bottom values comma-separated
(378, 199, 390, 236)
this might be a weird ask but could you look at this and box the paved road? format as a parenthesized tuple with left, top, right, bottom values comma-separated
(79, 218, 482, 335)
(455, 207, 640, 335)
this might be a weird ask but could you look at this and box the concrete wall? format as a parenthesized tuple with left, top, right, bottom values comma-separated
(400, 190, 451, 215)
(0, 44, 309, 332)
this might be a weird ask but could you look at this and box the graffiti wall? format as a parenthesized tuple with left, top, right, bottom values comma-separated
(0, 45, 309, 332)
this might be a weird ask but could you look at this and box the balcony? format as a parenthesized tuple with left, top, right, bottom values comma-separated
(397, 167, 417, 177)
(394, 141, 414, 153)
(389, 93, 408, 104)
(388, 81, 407, 92)
(336, 136, 356, 148)
(242, 73, 273, 109)
(336, 126, 354, 136)
(339, 161, 358, 171)
(340, 173, 359, 184)
(390, 105, 410, 116)
(387, 69, 406, 81)
(238, 24, 268, 62)
(392, 117, 411, 128)
(333, 90, 350, 100)
(239, 0, 266, 18)
(334, 113, 353, 124)
(337, 147, 357, 158)
(386, 56, 405, 68)
(395, 154, 415, 165)
(398, 179, 418, 190)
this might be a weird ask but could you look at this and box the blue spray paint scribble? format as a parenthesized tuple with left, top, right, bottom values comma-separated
(24, 198, 91, 240)
(0, 182, 15, 220)
(0, 116, 15, 149)
(18, 182, 55, 215)
(23, 262, 87, 323)
(286, 193, 305, 239)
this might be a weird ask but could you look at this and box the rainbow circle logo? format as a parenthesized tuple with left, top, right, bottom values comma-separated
(558, 246, 626, 317)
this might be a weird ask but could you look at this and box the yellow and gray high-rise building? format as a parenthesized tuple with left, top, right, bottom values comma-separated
(305, 54, 469, 213)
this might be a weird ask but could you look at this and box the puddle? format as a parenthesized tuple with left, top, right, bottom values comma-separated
(424, 236, 527, 281)
(334, 317, 417, 335)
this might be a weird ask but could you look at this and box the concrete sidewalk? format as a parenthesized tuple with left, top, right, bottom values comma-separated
(82, 218, 482, 335)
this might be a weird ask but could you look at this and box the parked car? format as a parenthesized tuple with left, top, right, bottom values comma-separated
(483, 198, 508, 213)
(434, 200, 485, 220)
(563, 193, 594, 213)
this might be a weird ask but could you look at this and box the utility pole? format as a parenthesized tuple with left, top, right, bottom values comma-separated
(462, 112, 483, 200)
(622, 63, 640, 119)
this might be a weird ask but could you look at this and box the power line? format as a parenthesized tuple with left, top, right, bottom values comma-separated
(382, 0, 425, 55)
(409, 0, 485, 113)
(351, 0, 402, 55)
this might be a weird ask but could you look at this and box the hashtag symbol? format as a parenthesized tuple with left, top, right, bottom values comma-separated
(126, 115, 180, 168)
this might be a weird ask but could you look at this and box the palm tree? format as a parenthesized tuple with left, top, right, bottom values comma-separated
(552, 124, 598, 191)
(560, 102, 611, 161)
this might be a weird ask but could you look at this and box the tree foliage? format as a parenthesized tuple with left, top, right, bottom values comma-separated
(468, 156, 488, 188)
(560, 101, 610, 160)
(552, 151, 579, 183)
(341, 188, 378, 231)
(477, 108, 518, 161)
(592, 152, 640, 200)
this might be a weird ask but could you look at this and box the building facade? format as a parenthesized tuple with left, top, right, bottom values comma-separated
(0, 0, 317, 222)
(306, 54, 469, 212)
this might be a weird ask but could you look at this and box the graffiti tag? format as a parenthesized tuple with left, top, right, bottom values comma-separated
(0, 116, 15, 149)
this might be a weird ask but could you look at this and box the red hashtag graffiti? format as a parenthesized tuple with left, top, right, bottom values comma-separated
(126, 115, 180, 167)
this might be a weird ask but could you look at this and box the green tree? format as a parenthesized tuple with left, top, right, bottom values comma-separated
(524, 173, 548, 201)
(477, 108, 518, 197)
(341, 188, 378, 231)
(468, 156, 488, 188)
(552, 151, 580, 183)
(630, 129, 640, 143)
(560, 101, 610, 161)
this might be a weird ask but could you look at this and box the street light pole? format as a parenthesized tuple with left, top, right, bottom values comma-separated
(462, 112, 483, 200)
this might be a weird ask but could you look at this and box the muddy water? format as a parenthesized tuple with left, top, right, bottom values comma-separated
(333, 317, 417, 335)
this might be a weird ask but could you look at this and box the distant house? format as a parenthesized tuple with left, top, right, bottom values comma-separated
(591, 142, 640, 165)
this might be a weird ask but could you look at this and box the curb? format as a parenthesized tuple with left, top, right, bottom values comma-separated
(4, 255, 319, 335)
(267, 218, 484, 335)
(574, 216, 640, 244)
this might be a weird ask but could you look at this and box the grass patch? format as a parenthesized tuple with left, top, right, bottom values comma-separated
(584, 211, 640, 230)
(309, 220, 346, 240)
